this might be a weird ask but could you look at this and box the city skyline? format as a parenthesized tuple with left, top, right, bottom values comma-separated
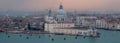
(0, 0, 120, 11)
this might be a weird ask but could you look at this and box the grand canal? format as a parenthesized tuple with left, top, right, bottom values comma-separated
(0, 29, 120, 43)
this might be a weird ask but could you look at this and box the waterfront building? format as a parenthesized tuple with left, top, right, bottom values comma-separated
(108, 22, 119, 29)
(44, 23, 75, 33)
(116, 24, 120, 29)
(95, 19, 109, 28)
(53, 27, 96, 36)
(75, 16, 97, 27)
(44, 2, 97, 36)
(44, 22, 96, 36)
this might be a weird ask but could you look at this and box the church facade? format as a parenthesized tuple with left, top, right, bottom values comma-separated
(44, 2, 97, 36)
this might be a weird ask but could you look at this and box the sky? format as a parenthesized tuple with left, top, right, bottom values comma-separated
(0, 0, 120, 11)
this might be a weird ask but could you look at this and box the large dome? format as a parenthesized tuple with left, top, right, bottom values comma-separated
(58, 9, 66, 15)
(58, 2, 66, 15)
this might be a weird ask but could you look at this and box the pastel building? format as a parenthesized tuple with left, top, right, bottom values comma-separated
(95, 19, 109, 28)
(75, 16, 97, 27)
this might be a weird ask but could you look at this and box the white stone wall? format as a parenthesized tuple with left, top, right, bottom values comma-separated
(53, 28, 94, 36)
(44, 23, 75, 33)
(95, 20, 109, 28)
(117, 24, 120, 29)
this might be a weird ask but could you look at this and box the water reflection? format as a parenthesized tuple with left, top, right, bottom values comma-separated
(0, 29, 120, 43)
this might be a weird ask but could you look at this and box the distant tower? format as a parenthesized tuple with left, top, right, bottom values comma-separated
(48, 9, 52, 16)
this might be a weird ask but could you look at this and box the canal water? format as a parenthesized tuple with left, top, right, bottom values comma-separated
(0, 29, 120, 43)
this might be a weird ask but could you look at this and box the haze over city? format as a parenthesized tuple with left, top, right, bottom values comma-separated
(0, 0, 120, 11)
(1, 0, 120, 43)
